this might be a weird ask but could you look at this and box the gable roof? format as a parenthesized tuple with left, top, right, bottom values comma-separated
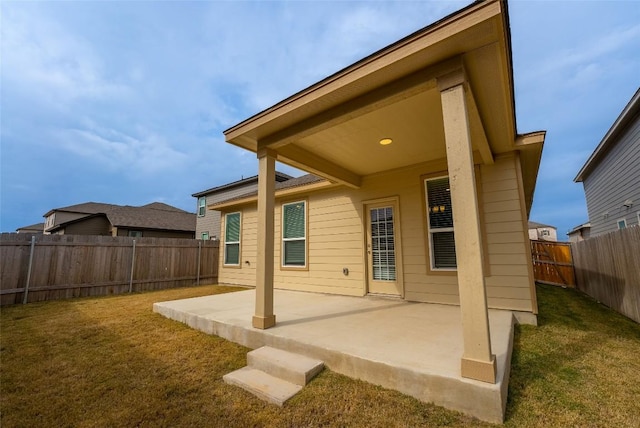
(47, 202, 195, 233)
(44, 202, 118, 217)
(192, 171, 294, 197)
(575, 88, 640, 182)
(16, 222, 45, 232)
(528, 221, 556, 230)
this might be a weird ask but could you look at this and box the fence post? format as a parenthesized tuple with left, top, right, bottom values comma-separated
(22, 235, 36, 304)
(197, 240, 202, 286)
(129, 239, 136, 293)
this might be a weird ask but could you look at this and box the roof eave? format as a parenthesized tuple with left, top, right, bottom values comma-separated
(575, 88, 640, 182)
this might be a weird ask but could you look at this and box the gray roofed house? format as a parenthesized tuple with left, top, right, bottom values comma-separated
(575, 88, 640, 236)
(44, 202, 195, 238)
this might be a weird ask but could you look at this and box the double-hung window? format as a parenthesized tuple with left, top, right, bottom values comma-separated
(224, 212, 241, 265)
(282, 201, 306, 267)
(198, 197, 206, 217)
(425, 176, 456, 269)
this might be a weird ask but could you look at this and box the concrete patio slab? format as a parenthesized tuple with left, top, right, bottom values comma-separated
(154, 289, 516, 423)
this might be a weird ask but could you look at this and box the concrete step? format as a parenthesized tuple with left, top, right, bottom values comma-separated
(223, 366, 302, 406)
(247, 346, 324, 386)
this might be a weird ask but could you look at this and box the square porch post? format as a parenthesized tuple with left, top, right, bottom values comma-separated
(253, 148, 276, 329)
(438, 70, 496, 383)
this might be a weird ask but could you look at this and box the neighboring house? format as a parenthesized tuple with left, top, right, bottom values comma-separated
(192, 172, 292, 241)
(214, 0, 545, 387)
(575, 88, 640, 236)
(15, 223, 45, 234)
(44, 202, 195, 238)
(528, 221, 558, 241)
(567, 222, 591, 243)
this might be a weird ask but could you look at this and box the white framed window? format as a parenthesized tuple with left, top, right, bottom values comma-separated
(540, 229, 550, 237)
(201, 232, 209, 240)
(224, 212, 241, 266)
(282, 201, 306, 268)
(617, 218, 627, 230)
(198, 197, 206, 217)
(425, 176, 456, 270)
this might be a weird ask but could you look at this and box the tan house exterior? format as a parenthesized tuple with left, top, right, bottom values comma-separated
(213, 0, 544, 385)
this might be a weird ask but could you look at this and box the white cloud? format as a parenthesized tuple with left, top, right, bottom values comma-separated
(1, 4, 131, 104)
(56, 125, 188, 175)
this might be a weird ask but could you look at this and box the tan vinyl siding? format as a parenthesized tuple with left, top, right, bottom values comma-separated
(219, 156, 535, 312)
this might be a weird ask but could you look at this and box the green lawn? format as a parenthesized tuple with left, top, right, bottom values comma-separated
(1, 283, 639, 427)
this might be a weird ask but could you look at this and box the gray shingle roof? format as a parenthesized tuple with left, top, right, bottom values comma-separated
(48, 202, 195, 232)
(192, 171, 294, 197)
(214, 174, 326, 206)
(106, 205, 195, 231)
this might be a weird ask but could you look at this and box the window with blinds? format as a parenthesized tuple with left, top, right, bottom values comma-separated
(198, 197, 206, 217)
(282, 201, 306, 267)
(224, 212, 241, 265)
(425, 177, 457, 269)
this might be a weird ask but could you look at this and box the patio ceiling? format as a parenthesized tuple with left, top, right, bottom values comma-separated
(224, 0, 543, 211)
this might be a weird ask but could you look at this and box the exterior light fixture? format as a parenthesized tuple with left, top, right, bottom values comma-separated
(379, 138, 393, 145)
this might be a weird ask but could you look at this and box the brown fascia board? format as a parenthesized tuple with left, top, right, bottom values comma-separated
(223, 0, 498, 143)
(191, 171, 294, 197)
(574, 88, 640, 182)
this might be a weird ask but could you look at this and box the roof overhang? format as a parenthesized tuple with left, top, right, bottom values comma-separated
(209, 179, 335, 210)
(575, 88, 640, 182)
(223, 0, 544, 212)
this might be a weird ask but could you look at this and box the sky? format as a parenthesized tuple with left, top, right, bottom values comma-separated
(1, 1, 638, 239)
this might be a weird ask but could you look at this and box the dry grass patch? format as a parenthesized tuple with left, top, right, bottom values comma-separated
(1, 283, 639, 427)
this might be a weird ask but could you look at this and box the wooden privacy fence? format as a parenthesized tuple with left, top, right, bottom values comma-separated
(530, 240, 576, 287)
(0, 233, 219, 305)
(571, 226, 640, 323)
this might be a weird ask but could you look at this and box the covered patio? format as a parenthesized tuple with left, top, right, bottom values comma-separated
(154, 289, 516, 423)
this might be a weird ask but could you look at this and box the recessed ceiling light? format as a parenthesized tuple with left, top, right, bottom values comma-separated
(379, 138, 393, 145)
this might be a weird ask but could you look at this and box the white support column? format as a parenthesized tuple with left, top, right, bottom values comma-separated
(253, 148, 276, 329)
(438, 70, 496, 383)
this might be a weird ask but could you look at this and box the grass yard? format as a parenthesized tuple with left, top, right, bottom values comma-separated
(1, 283, 639, 427)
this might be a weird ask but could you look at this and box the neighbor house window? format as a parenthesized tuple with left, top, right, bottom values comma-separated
(425, 176, 456, 269)
(617, 218, 627, 230)
(282, 201, 306, 267)
(224, 212, 241, 265)
(128, 230, 143, 238)
(198, 197, 206, 217)
(201, 232, 209, 240)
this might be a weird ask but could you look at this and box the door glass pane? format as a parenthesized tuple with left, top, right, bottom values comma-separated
(370, 207, 396, 281)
